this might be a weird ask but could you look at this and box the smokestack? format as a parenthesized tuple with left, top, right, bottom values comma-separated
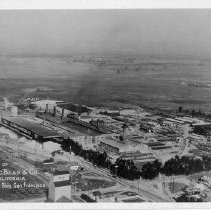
(97, 119, 99, 129)
(45, 104, 49, 114)
(61, 108, 64, 119)
(53, 106, 56, 117)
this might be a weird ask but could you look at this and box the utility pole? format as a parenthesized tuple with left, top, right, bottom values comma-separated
(138, 176, 141, 193)
(65, 153, 71, 168)
(34, 142, 38, 154)
(17, 138, 20, 158)
(173, 177, 175, 193)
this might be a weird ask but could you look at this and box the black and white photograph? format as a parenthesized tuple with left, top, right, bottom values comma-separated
(0, 0, 211, 207)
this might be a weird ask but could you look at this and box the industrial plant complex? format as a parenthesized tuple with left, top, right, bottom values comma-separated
(0, 95, 211, 203)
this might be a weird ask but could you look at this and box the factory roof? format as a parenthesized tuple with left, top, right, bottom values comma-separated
(121, 151, 153, 158)
(192, 122, 211, 126)
(54, 180, 71, 187)
(57, 102, 91, 112)
(53, 171, 69, 176)
(175, 117, 201, 124)
(2, 116, 60, 138)
(100, 138, 126, 149)
(164, 118, 185, 124)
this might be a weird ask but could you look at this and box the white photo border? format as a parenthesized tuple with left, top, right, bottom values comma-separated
(0, 0, 210, 210)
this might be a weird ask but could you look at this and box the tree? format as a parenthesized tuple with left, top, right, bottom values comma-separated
(202, 155, 211, 171)
(178, 106, 183, 113)
(185, 110, 189, 115)
(153, 159, 162, 171)
(191, 109, 196, 116)
(60, 138, 71, 152)
(141, 162, 157, 180)
(193, 126, 207, 136)
(192, 159, 203, 173)
(140, 160, 162, 180)
(112, 158, 141, 180)
(119, 135, 124, 142)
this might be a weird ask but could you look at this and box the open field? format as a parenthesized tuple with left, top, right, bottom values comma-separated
(168, 182, 186, 194)
(1, 56, 211, 113)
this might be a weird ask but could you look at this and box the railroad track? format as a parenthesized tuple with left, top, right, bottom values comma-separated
(78, 158, 169, 202)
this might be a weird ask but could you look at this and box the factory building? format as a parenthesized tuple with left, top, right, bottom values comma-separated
(99, 138, 126, 154)
(71, 135, 95, 149)
(99, 137, 149, 154)
(120, 151, 157, 169)
(71, 133, 121, 150)
(57, 102, 91, 115)
(89, 119, 105, 129)
(0, 117, 62, 142)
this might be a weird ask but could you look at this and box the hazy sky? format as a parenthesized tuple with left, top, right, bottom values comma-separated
(0, 10, 211, 58)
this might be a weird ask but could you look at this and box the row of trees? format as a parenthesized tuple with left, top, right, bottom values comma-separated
(61, 138, 211, 181)
(61, 138, 111, 168)
(110, 158, 141, 180)
(162, 156, 204, 176)
(61, 138, 141, 180)
(141, 159, 162, 180)
(141, 155, 211, 180)
(81, 149, 111, 168)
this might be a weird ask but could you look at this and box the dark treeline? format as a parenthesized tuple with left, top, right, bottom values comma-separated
(61, 138, 211, 181)
(141, 159, 162, 180)
(193, 126, 209, 136)
(175, 193, 203, 202)
(60, 138, 111, 168)
(141, 155, 211, 180)
(60, 138, 140, 180)
(110, 158, 141, 180)
(178, 106, 206, 118)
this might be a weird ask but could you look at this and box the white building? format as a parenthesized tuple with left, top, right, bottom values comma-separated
(48, 171, 71, 202)
(71, 135, 94, 149)
(71, 133, 120, 149)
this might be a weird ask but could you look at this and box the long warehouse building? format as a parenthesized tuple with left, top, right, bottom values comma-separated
(1, 116, 62, 142)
